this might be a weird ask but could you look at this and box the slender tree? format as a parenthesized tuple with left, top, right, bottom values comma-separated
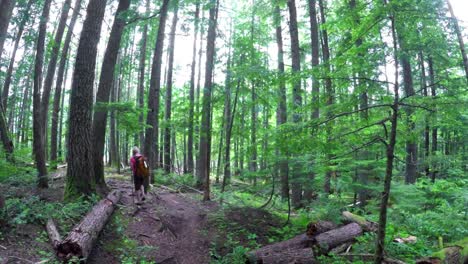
(163, 0, 179, 173)
(145, 0, 170, 181)
(446, 0, 468, 82)
(33, 0, 53, 188)
(65, 0, 107, 199)
(92, 0, 131, 193)
(199, 0, 219, 201)
(138, 0, 150, 148)
(51, 0, 83, 166)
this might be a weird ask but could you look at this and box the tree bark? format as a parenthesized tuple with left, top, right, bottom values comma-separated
(375, 5, 399, 262)
(164, 1, 179, 174)
(0, 0, 16, 59)
(2, 0, 33, 110)
(145, 0, 170, 182)
(65, 0, 107, 200)
(51, 0, 83, 167)
(199, 0, 219, 201)
(428, 57, 437, 182)
(313, 223, 363, 254)
(57, 190, 122, 261)
(92, 0, 131, 193)
(446, 0, 468, 82)
(138, 0, 150, 149)
(33, 0, 52, 188)
(287, 0, 303, 208)
(46, 218, 62, 250)
(40, 0, 72, 150)
(273, 3, 289, 200)
(187, 1, 200, 175)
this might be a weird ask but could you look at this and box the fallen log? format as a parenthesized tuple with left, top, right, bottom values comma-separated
(46, 219, 62, 249)
(339, 253, 406, 264)
(342, 211, 378, 232)
(248, 221, 337, 263)
(416, 237, 468, 264)
(258, 248, 317, 264)
(56, 190, 122, 261)
(306, 220, 337, 236)
(313, 223, 363, 254)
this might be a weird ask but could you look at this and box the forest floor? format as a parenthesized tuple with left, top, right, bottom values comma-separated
(0, 168, 282, 264)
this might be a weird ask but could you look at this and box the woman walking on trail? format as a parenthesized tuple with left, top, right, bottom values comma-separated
(130, 146, 150, 205)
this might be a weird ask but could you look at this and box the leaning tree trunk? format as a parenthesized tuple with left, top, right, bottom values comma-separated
(92, 0, 131, 194)
(144, 0, 170, 182)
(446, 0, 468, 82)
(2, 0, 33, 110)
(163, 1, 179, 174)
(199, 0, 219, 201)
(51, 0, 83, 167)
(0, 0, 16, 59)
(33, 0, 53, 188)
(274, 4, 289, 200)
(57, 191, 122, 261)
(287, 0, 303, 207)
(65, 0, 107, 200)
(40, 0, 72, 151)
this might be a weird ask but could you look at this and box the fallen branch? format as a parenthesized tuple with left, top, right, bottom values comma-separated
(46, 218, 62, 249)
(56, 190, 122, 261)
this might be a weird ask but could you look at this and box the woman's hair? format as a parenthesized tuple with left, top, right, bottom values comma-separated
(132, 146, 140, 155)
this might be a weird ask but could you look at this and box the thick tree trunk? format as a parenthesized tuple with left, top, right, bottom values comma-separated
(33, 0, 52, 188)
(92, 0, 131, 193)
(164, 1, 179, 174)
(0, 0, 16, 58)
(274, 4, 289, 200)
(40, 0, 72, 150)
(2, 0, 33, 110)
(145, 0, 170, 182)
(0, 105, 13, 161)
(51, 0, 82, 166)
(287, 0, 303, 207)
(57, 190, 122, 261)
(65, 0, 107, 200)
(187, 2, 200, 175)
(199, 0, 219, 201)
(138, 0, 150, 149)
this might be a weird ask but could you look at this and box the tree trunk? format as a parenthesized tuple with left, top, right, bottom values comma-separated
(375, 6, 399, 263)
(428, 57, 437, 182)
(304, 0, 320, 201)
(33, 0, 52, 188)
(138, 0, 150, 149)
(398, 34, 417, 184)
(40, 0, 72, 153)
(51, 0, 83, 167)
(287, 0, 303, 207)
(199, 0, 219, 201)
(274, 4, 289, 200)
(318, 0, 334, 195)
(164, 1, 179, 174)
(187, 1, 200, 175)
(145, 0, 170, 182)
(2, 0, 33, 110)
(446, 0, 468, 82)
(65, 0, 107, 200)
(250, 82, 257, 185)
(194, 10, 205, 184)
(313, 223, 363, 254)
(419, 52, 430, 177)
(92, 0, 131, 193)
(0, 0, 16, 59)
(57, 190, 122, 261)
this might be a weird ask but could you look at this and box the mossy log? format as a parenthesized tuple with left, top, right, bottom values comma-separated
(342, 211, 378, 232)
(416, 237, 468, 264)
(306, 220, 338, 236)
(56, 190, 121, 261)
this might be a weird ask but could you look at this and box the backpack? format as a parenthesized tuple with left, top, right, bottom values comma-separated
(135, 155, 150, 178)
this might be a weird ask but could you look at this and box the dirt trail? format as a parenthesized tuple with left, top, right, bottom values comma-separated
(88, 179, 216, 264)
